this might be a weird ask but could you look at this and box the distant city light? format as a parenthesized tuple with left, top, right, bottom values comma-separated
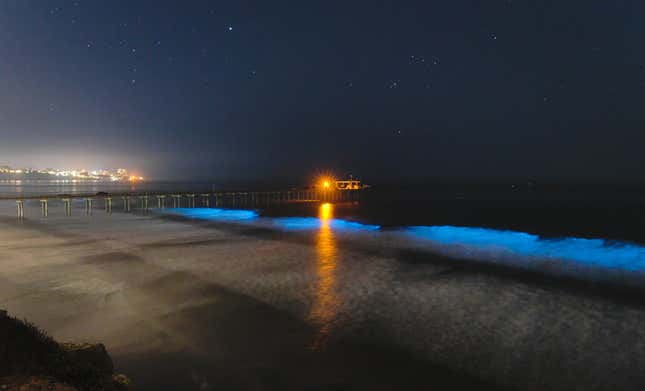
(0, 165, 142, 182)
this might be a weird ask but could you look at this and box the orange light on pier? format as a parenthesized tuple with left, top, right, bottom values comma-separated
(316, 174, 336, 190)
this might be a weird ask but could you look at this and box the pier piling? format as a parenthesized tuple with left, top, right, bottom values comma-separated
(140, 195, 149, 211)
(39, 200, 48, 217)
(171, 194, 181, 208)
(156, 195, 166, 209)
(200, 194, 210, 207)
(16, 200, 24, 219)
(84, 198, 93, 215)
(62, 198, 71, 216)
(121, 196, 131, 212)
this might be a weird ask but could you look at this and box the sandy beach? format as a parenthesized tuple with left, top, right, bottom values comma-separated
(2, 201, 645, 390)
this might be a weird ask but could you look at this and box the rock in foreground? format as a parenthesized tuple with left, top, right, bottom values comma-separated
(0, 310, 132, 391)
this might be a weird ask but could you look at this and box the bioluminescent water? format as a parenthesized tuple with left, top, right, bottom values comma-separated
(162, 207, 645, 274)
(165, 205, 380, 232)
(164, 208, 259, 221)
(272, 217, 380, 232)
(406, 226, 645, 271)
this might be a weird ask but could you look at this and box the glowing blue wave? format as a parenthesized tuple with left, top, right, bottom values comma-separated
(273, 217, 380, 232)
(164, 208, 644, 272)
(165, 208, 258, 221)
(406, 226, 645, 271)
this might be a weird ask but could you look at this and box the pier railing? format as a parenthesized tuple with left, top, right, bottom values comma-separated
(4, 189, 362, 219)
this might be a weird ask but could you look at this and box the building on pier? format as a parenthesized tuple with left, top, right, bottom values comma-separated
(335, 179, 362, 190)
(318, 175, 367, 191)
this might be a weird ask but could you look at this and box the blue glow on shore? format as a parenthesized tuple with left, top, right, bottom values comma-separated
(407, 226, 645, 271)
(274, 217, 380, 232)
(167, 208, 258, 221)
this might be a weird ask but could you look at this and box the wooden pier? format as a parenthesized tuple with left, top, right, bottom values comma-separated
(3, 189, 363, 219)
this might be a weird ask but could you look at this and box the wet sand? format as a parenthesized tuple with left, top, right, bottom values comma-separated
(2, 202, 645, 390)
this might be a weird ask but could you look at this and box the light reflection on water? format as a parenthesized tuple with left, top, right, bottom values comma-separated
(308, 203, 339, 349)
(0, 180, 142, 197)
(272, 216, 380, 231)
(162, 205, 373, 349)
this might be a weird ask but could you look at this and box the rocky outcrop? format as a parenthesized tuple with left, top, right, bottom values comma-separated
(61, 343, 115, 377)
(0, 310, 132, 391)
(0, 376, 77, 390)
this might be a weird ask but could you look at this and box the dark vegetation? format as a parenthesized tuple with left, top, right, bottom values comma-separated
(0, 310, 131, 390)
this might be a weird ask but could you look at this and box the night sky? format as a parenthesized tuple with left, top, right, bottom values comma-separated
(1, 0, 644, 182)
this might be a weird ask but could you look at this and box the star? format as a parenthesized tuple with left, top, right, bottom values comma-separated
(408, 55, 425, 65)
(227, 26, 233, 32)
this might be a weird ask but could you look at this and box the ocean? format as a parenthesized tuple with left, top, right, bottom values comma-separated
(3, 179, 645, 243)
(3, 180, 645, 389)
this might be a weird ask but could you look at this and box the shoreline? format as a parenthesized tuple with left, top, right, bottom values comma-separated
(3, 206, 645, 389)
